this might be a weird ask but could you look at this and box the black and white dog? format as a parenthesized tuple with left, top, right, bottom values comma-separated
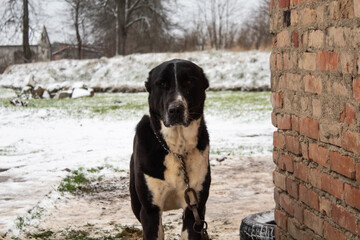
(130, 59, 211, 240)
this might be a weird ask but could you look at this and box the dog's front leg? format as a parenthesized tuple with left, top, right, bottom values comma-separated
(181, 207, 205, 240)
(140, 207, 164, 240)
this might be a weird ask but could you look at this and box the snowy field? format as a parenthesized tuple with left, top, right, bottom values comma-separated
(0, 50, 274, 238)
(0, 50, 270, 91)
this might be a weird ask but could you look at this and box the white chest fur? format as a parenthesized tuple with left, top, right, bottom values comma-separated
(144, 118, 209, 211)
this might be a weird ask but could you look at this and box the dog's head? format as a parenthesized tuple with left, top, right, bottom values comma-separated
(145, 59, 209, 127)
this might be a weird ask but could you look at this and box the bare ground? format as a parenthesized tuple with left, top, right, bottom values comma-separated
(17, 155, 275, 240)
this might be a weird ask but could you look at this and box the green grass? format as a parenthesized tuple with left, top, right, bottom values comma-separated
(0, 89, 271, 121)
(57, 169, 91, 193)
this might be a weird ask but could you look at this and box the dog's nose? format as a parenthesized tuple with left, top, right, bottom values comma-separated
(168, 103, 185, 123)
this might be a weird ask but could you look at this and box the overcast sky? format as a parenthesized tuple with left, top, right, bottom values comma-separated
(0, 0, 261, 46)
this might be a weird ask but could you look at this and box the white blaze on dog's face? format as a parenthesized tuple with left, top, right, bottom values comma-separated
(145, 59, 209, 128)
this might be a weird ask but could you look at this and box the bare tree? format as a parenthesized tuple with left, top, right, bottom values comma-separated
(65, 0, 86, 59)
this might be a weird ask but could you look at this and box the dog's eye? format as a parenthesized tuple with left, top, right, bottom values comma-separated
(186, 80, 192, 85)
(158, 81, 168, 89)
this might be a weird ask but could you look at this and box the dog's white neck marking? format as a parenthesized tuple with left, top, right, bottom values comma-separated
(160, 118, 201, 155)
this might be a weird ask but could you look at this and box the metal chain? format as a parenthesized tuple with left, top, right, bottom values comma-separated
(153, 129, 211, 240)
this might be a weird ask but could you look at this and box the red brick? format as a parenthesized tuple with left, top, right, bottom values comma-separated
(274, 170, 287, 191)
(299, 185, 319, 210)
(278, 0, 290, 8)
(357, 163, 360, 183)
(309, 167, 322, 189)
(301, 142, 309, 159)
(280, 193, 295, 216)
(321, 172, 343, 199)
(300, 117, 319, 139)
(271, 112, 277, 127)
(294, 203, 304, 223)
(309, 143, 329, 167)
(271, 92, 283, 109)
(274, 131, 286, 149)
(274, 226, 280, 240)
(329, 151, 356, 179)
(291, 115, 299, 132)
(316, 51, 339, 71)
(304, 209, 324, 236)
(342, 129, 360, 155)
(304, 74, 322, 94)
(286, 177, 299, 199)
(275, 209, 287, 230)
(279, 154, 294, 172)
(340, 103, 356, 125)
(277, 53, 283, 70)
(331, 204, 357, 233)
(270, 0, 274, 11)
(319, 196, 331, 217)
(344, 184, 360, 210)
(285, 135, 301, 155)
(324, 221, 347, 240)
(270, 53, 277, 70)
(273, 150, 279, 164)
(292, 31, 299, 47)
(294, 162, 309, 182)
(274, 188, 281, 206)
(353, 77, 360, 101)
(277, 114, 291, 130)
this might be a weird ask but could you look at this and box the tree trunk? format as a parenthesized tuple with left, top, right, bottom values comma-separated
(75, 1, 82, 59)
(22, 0, 32, 63)
(115, 0, 127, 55)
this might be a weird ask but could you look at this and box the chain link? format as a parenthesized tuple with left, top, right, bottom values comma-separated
(153, 129, 211, 240)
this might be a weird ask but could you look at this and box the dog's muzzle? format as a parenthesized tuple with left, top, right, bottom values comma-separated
(166, 101, 186, 126)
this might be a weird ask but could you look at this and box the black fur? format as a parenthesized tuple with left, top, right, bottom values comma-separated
(130, 59, 211, 240)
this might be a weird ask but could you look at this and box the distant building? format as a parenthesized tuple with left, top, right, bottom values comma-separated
(0, 26, 51, 73)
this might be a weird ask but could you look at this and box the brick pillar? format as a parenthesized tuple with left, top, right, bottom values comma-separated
(270, 0, 360, 239)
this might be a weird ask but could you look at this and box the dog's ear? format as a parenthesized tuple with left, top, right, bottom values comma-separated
(145, 69, 153, 92)
(200, 68, 209, 90)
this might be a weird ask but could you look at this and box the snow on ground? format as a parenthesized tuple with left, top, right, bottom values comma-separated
(0, 50, 270, 91)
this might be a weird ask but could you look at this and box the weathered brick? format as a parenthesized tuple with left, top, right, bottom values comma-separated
(277, 30, 291, 48)
(312, 99, 322, 118)
(326, 27, 346, 47)
(299, 185, 319, 210)
(353, 77, 360, 100)
(294, 203, 304, 223)
(329, 151, 355, 178)
(294, 162, 309, 182)
(291, 9, 299, 25)
(286, 177, 298, 198)
(270, 0, 275, 11)
(319, 122, 342, 147)
(285, 135, 301, 155)
(304, 74, 322, 94)
(270, 53, 277, 70)
(291, 115, 299, 132)
(274, 131, 286, 149)
(342, 129, 360, 155)
(272, 112, 277, 127)
(339, 0, 354, 18)
(274, 170, 287, 191)
(304, 209, 324, 236)
(277, 114, 291, 130)
(277, 53, 283, 70)
(319, 196, 331, 217)
(275, 209, 288, 230)
(340, 52, 355, 74)
(329, 1, 340, 20)
(280, 193, 295, 216)
(301, 142, 309, 159)
(299, 8, 317, 26)
(300, 117, 319, 139)
(355, 0, 360, 17)
(308, 30, 324, 49)
(331, 204, 357, 233)
(279, 154, 294, 172)
(332, 81, 349, 97)
(299, 52, 316, 70)
(344, 184, 360, 210)
(317, 51, 338, 71)
(321, 173, 343, 199)
(357, 163, 360, 183)
(309, 143, 329, 167)
(271, 92, 283, 109)
(288, 217, 312, 240)
(324, 221, 347, 240)
(309, 167, 322, 189)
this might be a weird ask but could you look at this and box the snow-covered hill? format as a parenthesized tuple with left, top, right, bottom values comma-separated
(0, 50, 270, 91)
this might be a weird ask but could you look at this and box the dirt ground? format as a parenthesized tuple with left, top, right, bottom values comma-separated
(16, 155, 275, 240)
